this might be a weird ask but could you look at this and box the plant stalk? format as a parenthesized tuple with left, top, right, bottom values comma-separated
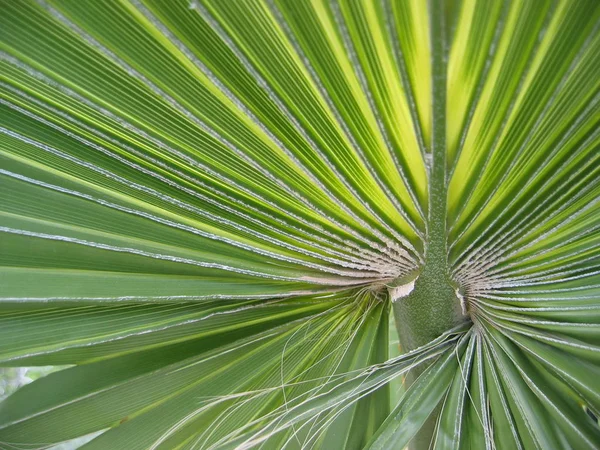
(391, 1, 465, 448)
(392, 0, 463, 357)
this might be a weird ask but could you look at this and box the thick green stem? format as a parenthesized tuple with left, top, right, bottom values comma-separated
(391, 1, 465, 448)
(392, 0, 461, 358)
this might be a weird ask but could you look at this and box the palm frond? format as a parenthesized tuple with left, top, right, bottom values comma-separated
(0, 0, 598, 449)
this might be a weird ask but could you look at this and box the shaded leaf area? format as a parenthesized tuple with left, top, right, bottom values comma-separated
(0, 291, 447, 449)
(0, 368, 98, 449)
(0, 0, 599, 449)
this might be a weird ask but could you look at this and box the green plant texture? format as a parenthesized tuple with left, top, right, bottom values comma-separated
(0, 0, 599, 449)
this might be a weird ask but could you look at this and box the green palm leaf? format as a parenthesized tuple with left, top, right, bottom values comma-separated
(0, 0, 598, 449)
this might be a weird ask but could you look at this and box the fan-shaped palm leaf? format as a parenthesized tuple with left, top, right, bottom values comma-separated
(0, 0, 598, 449)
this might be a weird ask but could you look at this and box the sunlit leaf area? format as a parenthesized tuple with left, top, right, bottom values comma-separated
(0, 0, 599, 449)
